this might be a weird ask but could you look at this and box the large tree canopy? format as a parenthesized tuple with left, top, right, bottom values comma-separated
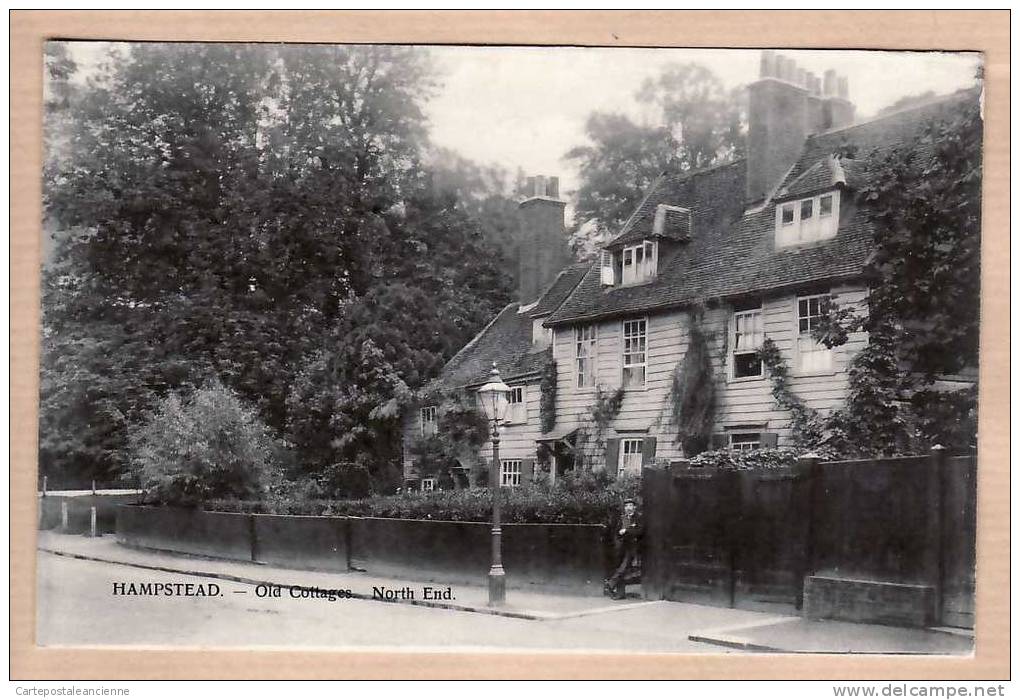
(565, 63, 744, 255)
(41, 43, 512, 488)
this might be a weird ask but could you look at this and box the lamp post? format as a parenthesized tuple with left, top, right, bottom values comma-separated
(477, 362, 511, 606)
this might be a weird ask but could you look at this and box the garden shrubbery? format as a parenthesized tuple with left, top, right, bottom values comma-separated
(129, 381, 285, 506)
(683, 447, 837, 470)
(203, 469, 641, 524)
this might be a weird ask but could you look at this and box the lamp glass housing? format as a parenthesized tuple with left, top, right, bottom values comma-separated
(477, 366, 511, 425)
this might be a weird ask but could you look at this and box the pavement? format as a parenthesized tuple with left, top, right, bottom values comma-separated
(36, 531, 974, 654)
(36, 530, 653, 621)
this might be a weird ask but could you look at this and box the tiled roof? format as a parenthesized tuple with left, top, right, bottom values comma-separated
(546, 88, 980, 327)
(439, 303, 551, 389)
(610, 160, 746, 248)
(776, 156, 846, 201)
(437, 264, 588, 390)
(528, 262, 591, 318)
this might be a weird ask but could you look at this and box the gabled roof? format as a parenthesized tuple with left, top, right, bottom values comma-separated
(439, 303, 550, 390)
(546, 88, 980, 327)
(528, 262, 591, 318)
(436, 263, 588, 390)
(775, 156, 846, 201)
(609, 160, 746, 248)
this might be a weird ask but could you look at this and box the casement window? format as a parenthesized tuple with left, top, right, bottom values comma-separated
(575, 325, 598, 388)
(711, 431, 778, 451)
(420, 478, 436, 492)
(731, 307, 764, 379)
(775, 191, 839, 247)
(620, 241, 657, 285)
(730, 433, 761, 451)
(500, 460, 522, 487)
(797, 294, 834, 373)
(620, 438, 644, 473)
(420, 406, 437, 437)
(622, 319, 648, 388)
(506, 386, 526, 424)
(600, 250, 616, 286)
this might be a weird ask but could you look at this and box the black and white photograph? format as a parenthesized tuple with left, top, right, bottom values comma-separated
(32, 34, 986, 661)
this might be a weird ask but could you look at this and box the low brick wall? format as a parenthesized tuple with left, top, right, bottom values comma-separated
(803, 575, 936, 628)
(253, 514, 349, 572)
(116, 506, 253, 561)
(116, 506, 607, 594)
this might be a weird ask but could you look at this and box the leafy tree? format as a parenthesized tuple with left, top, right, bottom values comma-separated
(667, 312, 716, 456)
(129, 382, 283, 506)
(565, 63, 744, 251)
(812, 97, 982, 453)
(41, 42, 511, 487)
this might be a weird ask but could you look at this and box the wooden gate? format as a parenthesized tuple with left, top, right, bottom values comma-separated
(642, 453, 977, 626)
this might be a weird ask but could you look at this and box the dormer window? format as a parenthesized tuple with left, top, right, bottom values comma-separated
(776, 191, 839, 247)
(620, 240, 657, 285)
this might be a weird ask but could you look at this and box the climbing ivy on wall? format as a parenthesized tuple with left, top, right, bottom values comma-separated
(666, 310, 716, 456)
(757, 338, 826, 449)
(539, 355, 557, 433)
(406, 390, 490, 479)
(574, 386, 625, 472)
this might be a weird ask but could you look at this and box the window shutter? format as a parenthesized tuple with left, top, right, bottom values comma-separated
(520, 458, 535, 485)
(600, 251, 615, 286)
(604, 438, 621, 477)
(711, 433, 730, 450)
(640, 437, 657, 466)
(760, 432, 779, 448)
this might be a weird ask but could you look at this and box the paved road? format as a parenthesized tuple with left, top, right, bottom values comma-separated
(37, 551, 750, 651)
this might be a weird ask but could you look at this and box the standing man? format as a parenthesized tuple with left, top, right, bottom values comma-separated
(605, 497, 642, 600)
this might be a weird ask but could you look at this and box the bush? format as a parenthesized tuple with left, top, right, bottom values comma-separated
(203, 469, 641, 524)
(685, 447, 825, 470)
(128, 381, 283, 506)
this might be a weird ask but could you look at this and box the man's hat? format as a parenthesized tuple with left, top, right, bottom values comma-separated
(623, 497, 637, 505)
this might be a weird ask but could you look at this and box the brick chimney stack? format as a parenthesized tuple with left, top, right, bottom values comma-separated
(746, 51, 856, 204)
(517, 175, 570, 306)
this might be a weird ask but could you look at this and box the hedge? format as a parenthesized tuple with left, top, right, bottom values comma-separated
(200, 472, 640, 524)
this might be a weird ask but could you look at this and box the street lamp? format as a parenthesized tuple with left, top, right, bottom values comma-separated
(477, 362, 511, 606)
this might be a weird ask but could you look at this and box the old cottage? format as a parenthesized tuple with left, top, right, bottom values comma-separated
(402, 51, 979, 490)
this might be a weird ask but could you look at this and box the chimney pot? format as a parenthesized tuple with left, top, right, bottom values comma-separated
(795, 67, 806, 87)
(536, 175, 547, 197)
(775, 55, 787, 81)
(823, 69, 838, 97)
(839, 75, 849, 100)
(783, 58, 796, 82)
(548, 177, 559, 199)
(760, 50, 776, 78)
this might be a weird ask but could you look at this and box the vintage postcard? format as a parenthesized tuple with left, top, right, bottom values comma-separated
(11, 10, 1010, 681)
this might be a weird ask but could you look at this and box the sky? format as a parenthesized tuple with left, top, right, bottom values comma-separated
(62, 43, 981, 199)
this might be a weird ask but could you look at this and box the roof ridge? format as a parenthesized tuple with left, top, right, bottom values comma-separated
(439, 302, 517, 374)
(610, 170, 669, 245)
(809, 86, 981, 139)
(661, 156, 745, 183)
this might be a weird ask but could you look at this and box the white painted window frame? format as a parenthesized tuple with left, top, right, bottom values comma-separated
(795, 293, 835, 374)
(730, 433, 761, 451)
(730, 307, 764, 380)
(420, 406, 438, 437)
(421, 478, 436, 492)
(775, 190, 840, 247)
(621, 318, 648, 389)
(500, 460, 522, 487)
(575, 324, 598, 389)
(620, 438, 644, 473)
(506, 385, 527, 425)
(620, 240, 657, 286)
